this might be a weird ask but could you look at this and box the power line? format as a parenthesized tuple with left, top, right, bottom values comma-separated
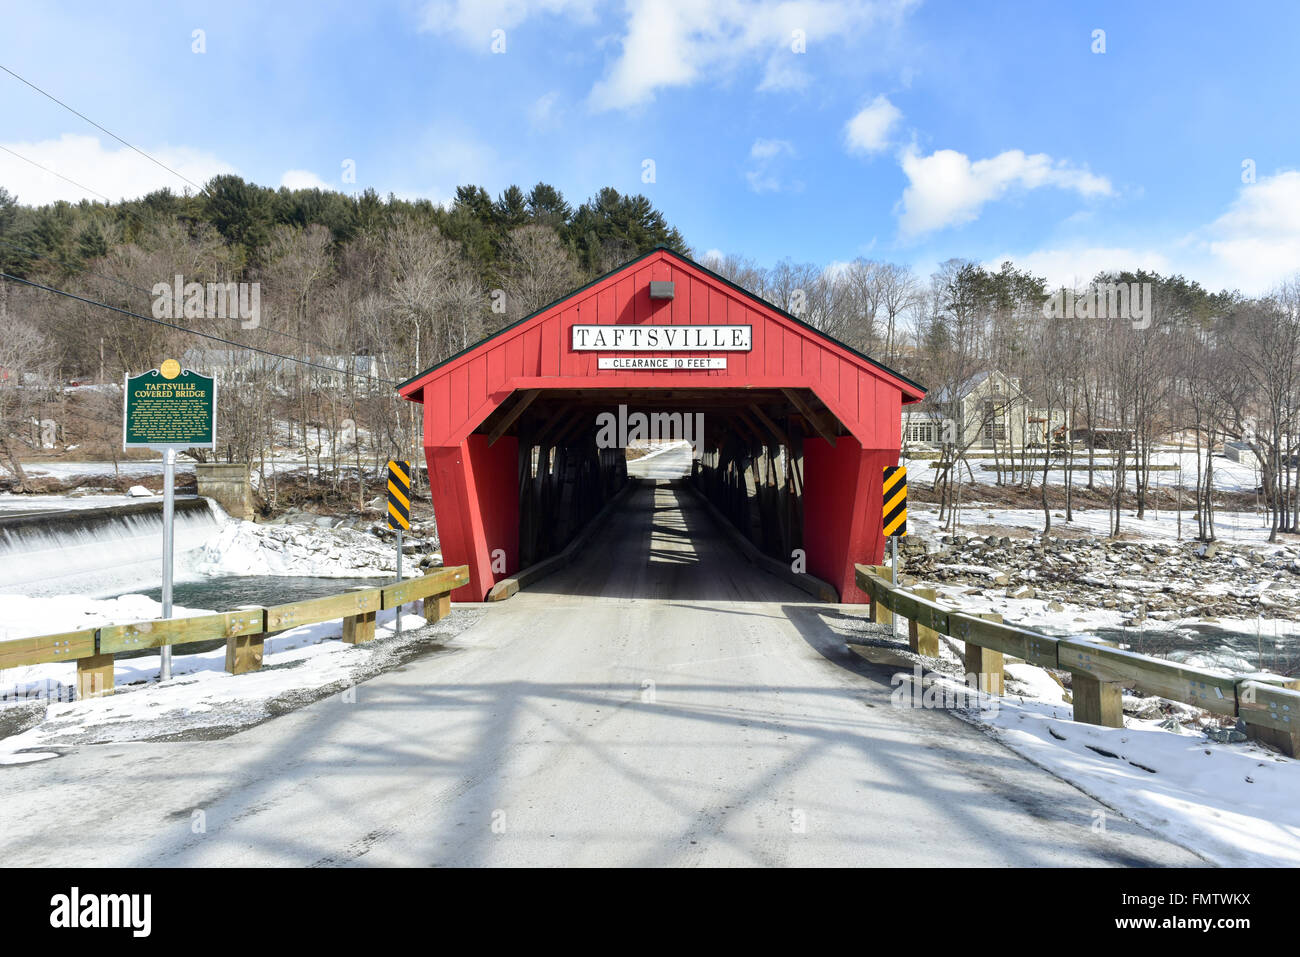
(0, 144, 113, 203)
(0, 271, 398, 385)
(0, 236, 344, 356)
(0, 63, 210, 197)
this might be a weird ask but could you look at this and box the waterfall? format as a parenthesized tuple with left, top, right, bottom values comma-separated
(0, 498, 225, 598)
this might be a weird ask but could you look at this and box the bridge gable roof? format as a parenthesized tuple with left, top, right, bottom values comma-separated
(399, 247, 926, 448)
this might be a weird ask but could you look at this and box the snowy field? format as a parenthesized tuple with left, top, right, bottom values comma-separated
(909, 501, 1282, 548)
(903, 448, 1264, 493)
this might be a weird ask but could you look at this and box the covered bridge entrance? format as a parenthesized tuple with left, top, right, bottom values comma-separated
(398, 248, 925, 603)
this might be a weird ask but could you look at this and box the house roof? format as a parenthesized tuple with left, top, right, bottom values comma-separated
(932, 369, 1022, 404)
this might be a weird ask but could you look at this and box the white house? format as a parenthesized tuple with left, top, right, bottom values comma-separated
(903, 370, 1069, 452)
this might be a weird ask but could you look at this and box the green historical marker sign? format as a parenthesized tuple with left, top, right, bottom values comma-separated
(123, 359, 216, 450)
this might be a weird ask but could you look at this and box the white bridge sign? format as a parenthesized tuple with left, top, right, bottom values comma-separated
(572, 324, 751, 351)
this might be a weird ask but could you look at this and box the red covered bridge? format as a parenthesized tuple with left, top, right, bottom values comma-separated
(398, 247, 925, 603)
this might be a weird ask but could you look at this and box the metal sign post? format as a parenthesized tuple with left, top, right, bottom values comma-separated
(387, 460, 412, 635)
(161, 447, 176, 679)
(395, 529, 403, 636)
(882, 464, 909, 639)
(123, 359, 216, 683)
(890, 534, 900, 638)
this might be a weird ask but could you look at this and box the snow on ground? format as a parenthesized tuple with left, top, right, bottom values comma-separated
(909, 502, 1283, 549)
(903, 449, 1263, 493)
(968, 681, 1299, 867)
(865, 495, 1300, 866)
(875, 635, 1300, 867)
(187, 520, 401, 578)
(0, 593, 479, 762)
(18, 460, 171, 479)
(0, 593, 211, 644)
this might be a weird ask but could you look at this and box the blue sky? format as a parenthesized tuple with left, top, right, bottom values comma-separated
(3, 0, 1299, 292)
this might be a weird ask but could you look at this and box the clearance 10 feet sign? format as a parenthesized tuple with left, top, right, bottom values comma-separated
(123, 359, 216, 451)
(572, 324, 751, 371)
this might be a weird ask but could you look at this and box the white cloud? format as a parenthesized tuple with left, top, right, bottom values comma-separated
(418, 0, 597, 45)
(0, 133, 235, 206)
(529, 91, 562, 129)
(280, 169, 331, 190)
(745, 137, 799, 193)
(1200, 170, 1300, 293)
(587, 0, 916, 112)
(845, 94, 901, 154)
(418, 0, 916, 111)
(750, 138, 793, 161)
(897, 146, 1112, 238)
(984, 173, 1300, 295)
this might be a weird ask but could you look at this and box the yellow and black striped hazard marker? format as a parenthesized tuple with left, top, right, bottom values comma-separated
(882, 465, 907, 537)
(387, 460, 411, 530)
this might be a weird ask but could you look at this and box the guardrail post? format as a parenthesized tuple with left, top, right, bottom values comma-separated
(965, 612, 1005, 695)
(423, 590, 452, 625)
(908, 586, 940, 656)
(1072, 673, 1124, 727)
(343, 587, 378, 644)
(225, 605, 265, 675)
(867, 565, 893, 626)
(1239, 674, 1299, 757)
(76, 653, 114, 699)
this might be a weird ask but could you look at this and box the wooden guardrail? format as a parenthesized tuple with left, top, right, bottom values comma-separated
(855, 563, 1300, 757)
(0, 565, 469, 700)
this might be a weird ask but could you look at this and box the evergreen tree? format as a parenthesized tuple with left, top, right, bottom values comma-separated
(525, 182, 571, 231)
(203, 174, 275, 262)
(493, 185, 528, 230)
(74, 220, 109, 263)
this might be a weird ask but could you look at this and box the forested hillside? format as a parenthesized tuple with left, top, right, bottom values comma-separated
(0, 177, 688, 499)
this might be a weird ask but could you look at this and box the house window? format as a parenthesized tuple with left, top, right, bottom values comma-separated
(907, 421, 937, 443)
(983, 401, 1007, 441)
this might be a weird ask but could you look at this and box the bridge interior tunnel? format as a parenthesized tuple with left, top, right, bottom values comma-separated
(431, 384, 895, 603)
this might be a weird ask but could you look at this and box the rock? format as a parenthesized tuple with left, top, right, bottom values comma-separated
(1205, 727, 1248, 744)
(1130, 700, 1164, 720)
(1194, 542, 1218, 559)
(1158, 717, 1186, 733)
(127, 485, 153, 497)
(993, 573, 1011, 585)
(1006, 585, 1035, 600)
(1046, 599, 1064, 612)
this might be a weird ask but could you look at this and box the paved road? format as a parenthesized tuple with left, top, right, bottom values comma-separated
(0, 480, 1203, 866)
(626, 442, 693, 480)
